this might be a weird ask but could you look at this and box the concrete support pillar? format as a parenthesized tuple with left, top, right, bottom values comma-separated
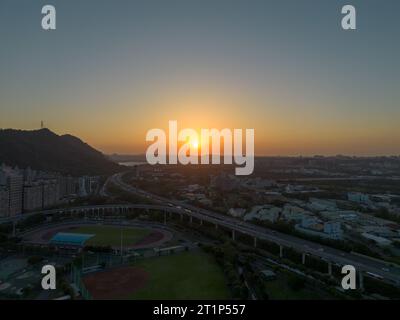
(253, 237, 257, 248)
(302, 252, 306, 265)
(279, 245, 283, 258)
(232, 230, 236, 241)
(200, 219, 203, 226)
(328, 262, 332, 276)
(164, 211, 167, 225)
(215, 223, 218, 230)
(190, 216, 193, 224)
(359, 272, 364, 290)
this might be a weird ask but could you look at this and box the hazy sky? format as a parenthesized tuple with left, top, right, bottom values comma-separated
(0, 0, 399, 155)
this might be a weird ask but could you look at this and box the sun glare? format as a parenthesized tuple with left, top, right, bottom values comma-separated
(191, 139, 199, 149)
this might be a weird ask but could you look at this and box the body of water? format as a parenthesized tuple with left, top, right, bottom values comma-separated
(118, 161, 147, 167)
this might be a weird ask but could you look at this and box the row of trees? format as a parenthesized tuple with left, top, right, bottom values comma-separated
(202, 242, 249, 299)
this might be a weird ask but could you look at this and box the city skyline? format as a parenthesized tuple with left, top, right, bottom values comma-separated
(1, 0, 399, 156)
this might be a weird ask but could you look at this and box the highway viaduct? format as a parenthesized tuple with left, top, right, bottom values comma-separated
(1, 203, 399, 288)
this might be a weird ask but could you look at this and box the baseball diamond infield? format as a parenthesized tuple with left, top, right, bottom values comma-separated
(83, 251, 230, 300)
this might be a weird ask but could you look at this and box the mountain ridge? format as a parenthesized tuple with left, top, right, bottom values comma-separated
(0, 128, 121, 176)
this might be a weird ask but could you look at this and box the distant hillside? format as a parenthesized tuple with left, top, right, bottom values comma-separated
(0, 128, 122, 176)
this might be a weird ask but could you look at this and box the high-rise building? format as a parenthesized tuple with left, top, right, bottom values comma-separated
(78, 177, 88, 197)
(42, 179, 60, 208)
(0, 186, 9, 217)
(0, 168, 7, 185)
(66, 176, 77, 195)
(23, 183, 43, 212)
(58, 176, 78, 198)
(7, 173, 23, 216)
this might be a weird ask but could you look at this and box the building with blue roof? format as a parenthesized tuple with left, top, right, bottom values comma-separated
(50, 232, 94, 247)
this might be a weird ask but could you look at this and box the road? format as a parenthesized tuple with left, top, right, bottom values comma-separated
(109, 172, 400, 285)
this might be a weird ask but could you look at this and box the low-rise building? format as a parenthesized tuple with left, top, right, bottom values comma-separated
(361, 232, 392, 246)
(244, 205, 281, 222)
(348, 192, 370, 204)
(228, 208, 246, 218)
(281, 204, 311, 222)
(295, 220, 343, 240)
(307, 198, 337, 212)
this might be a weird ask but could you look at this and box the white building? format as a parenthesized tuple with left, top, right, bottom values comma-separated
(308, 198, 337, 212)
(296, 220, 343, 240)
(301, 216, 321, 228)
(348, 192, 370, 204)
(244, 205, 281, 222)
(281, 204, 311, 222)
(323, 222, 343, 240)
(228, 208, 246, 218)
(320, 210, 359, 221)
(361, 232, 392, 246)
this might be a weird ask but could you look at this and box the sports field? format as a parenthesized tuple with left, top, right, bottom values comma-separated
(69, 225, 151, 247)
(83, 251, 230, 299)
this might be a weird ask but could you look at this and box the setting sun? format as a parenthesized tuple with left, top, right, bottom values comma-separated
(191, 139, 199, 149)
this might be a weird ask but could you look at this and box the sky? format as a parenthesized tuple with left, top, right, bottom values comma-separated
(0, 0, 399, 156)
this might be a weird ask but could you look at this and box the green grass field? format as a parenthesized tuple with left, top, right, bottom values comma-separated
(128, 251, 230, 299)
(70, 225, 151, 246)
